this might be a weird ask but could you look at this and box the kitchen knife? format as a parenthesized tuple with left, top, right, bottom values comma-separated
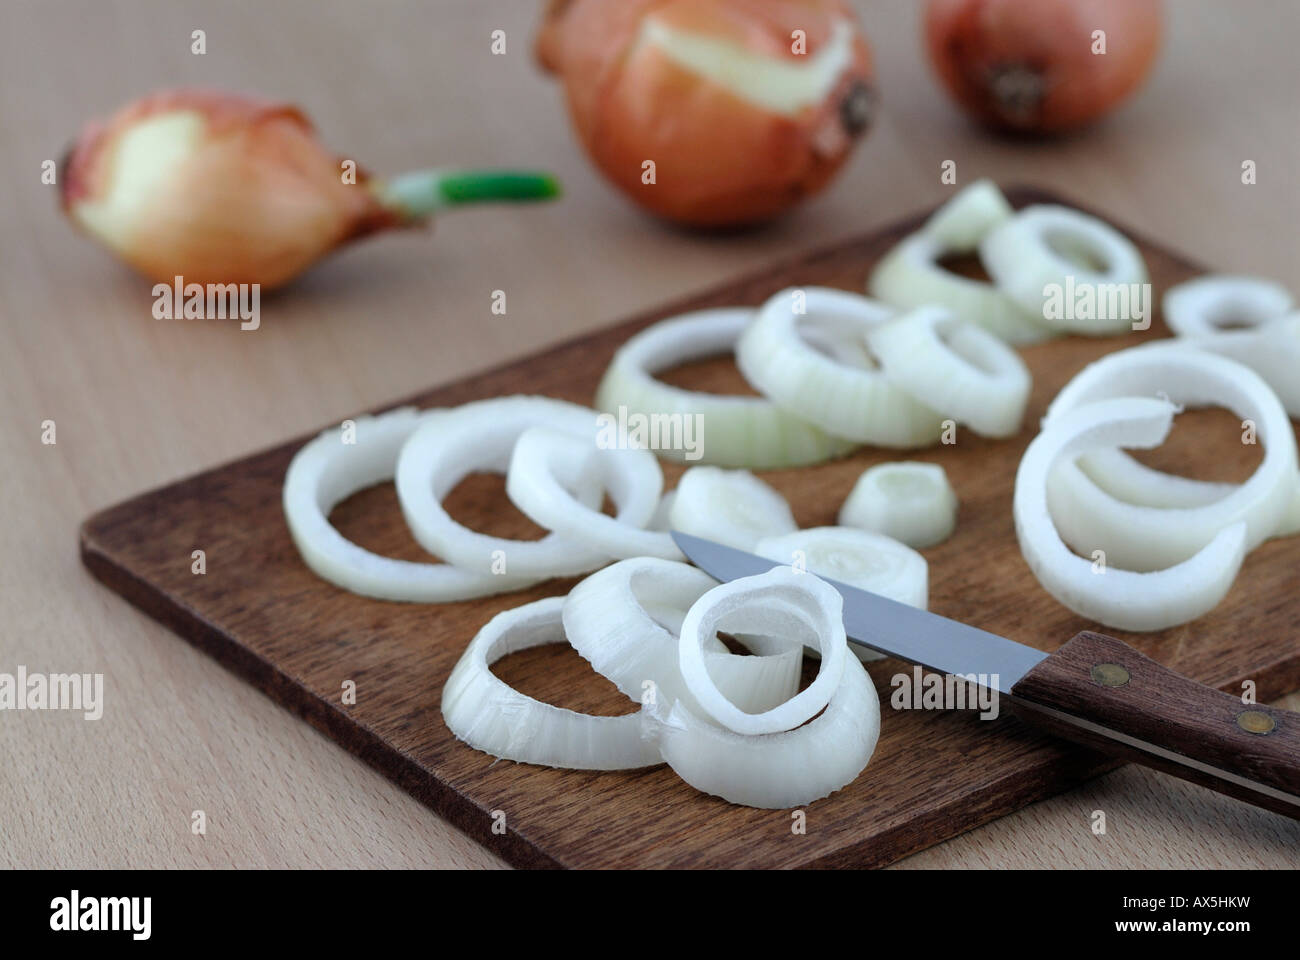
(671, 531, 1300, 820)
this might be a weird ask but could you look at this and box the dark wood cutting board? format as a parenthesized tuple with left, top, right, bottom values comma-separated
(80, 187, 1300, 869)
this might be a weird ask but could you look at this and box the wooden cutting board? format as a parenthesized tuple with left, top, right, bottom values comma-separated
(80, 187, 1300, 869)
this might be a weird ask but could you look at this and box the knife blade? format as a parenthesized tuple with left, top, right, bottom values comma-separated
(670, 531, 1046, 695)
(671, 530, 1300, 820)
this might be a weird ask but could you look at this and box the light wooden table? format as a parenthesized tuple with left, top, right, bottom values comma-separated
(2, 0, 1297, 869)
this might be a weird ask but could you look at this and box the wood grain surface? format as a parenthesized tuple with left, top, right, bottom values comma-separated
(3, 0, 1299, 869)
(80, 190, 1300, 868)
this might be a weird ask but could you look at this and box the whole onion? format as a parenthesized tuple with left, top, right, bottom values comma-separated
(924, 0, 1162, 133)
(537, 0, 876, 227)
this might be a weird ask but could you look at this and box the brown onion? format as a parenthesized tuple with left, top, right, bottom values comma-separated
(536, 0, 876, 227)
(924, 0, 1161, 133)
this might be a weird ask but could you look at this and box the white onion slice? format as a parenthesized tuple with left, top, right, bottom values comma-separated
(754, 526, 927, 664)
(869, 181, 1057, 344)
(867, 306, 1032, 437)
(923, 178, 1015, 248)
(756, 527, 928, 609)
(648, 655, 880, 808)
(838, 461, 958, 549)
(562, 558, 800, 715)
(593, 307, 856, 469)
(1172, 315, 1300, 416)
(980, 205, 1149, 334)
(441, 597, 662, 770)
(1042, 345, 1297, 570)
(668, 466, 797, 551)
(678, 567, 848, 736)
(506, 426, 682, 561)
(1015, 397, 1247, 631)
(395, 396, 614, 578)
(1163, 275, 1293, 338)
(736, 287, 946, 446)
(283, 407, 540, 601)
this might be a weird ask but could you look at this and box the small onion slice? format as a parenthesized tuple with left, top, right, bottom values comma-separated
(678, 567, 848, 736)
(283, 407, 538, 602)
(562, 558, 800, 715)
(593, 307, 856, 469)
(1015, 397, 1247, 632)
(736, 287, 946, 446)
(395, 396, 613, 578)
(649, 655, 880, 808)
(668, 466, 797, 551)
(869, 180, 1057, 344)
(441, 597, 662, 770)
(868, 306, 1032, 437)
(1163, 275, 1293, 338)
(1043, 345, 1297, 571)
(980, 205, 1149, 335)
(506, 426, 682, 561)
(839, 461, 958, 549)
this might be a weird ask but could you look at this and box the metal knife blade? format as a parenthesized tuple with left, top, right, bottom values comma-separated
(671, 531, 1047, 695)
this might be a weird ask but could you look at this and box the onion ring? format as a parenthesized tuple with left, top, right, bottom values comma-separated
(1163, 275, 1293, 338)
(441, 597, 662, 770)
(593, 307, 856, 469)
(1014, 397, 1247, 631)
(506, 426, 682, 561)
(1042, 345, 1297, 571)
(395, 396, 614, 578)
(678, 567, 848, 736)
(668, 466, 797, 551)
(283, 407, 538, 601)
(980, 204, 1149, 334)
(736, 287, 946, 446)
(868, 306, 1032, 437)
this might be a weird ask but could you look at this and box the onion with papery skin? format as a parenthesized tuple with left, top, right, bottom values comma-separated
(536, 0, 876, 226)
(62, 89, 560, 291)
(924, 0, 1162, 134)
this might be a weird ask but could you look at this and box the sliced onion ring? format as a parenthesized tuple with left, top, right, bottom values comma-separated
(283, 407, 538, 602)
(506, 426, 682, 561)
(678, 567, 848, 736)
(867, 306, 1032, 437)
(395, 396, 612, 578)
(562, 558, 800, 715)
(1015, 397, 1247, 632)
(1043, 345, 1297, 571)
(648, 655, 880, 808)
(869, 180, 1056, 344)
(838, 461, 958, 549)
(1173, 315, 1300, 416)
(1163, 275, 1293, 338)
(980, 204, 1149, 334)
(593, 307, 856, 469)
(441, 597, 662, 770)
(736, 287, 946, 447)
(668, 466, 797, 551)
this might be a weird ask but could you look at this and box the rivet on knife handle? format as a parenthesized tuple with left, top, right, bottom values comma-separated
(1009, 631, 1300, 819)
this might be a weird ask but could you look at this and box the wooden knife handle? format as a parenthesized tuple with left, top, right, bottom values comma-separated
(1009, 631, 1300, 819)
